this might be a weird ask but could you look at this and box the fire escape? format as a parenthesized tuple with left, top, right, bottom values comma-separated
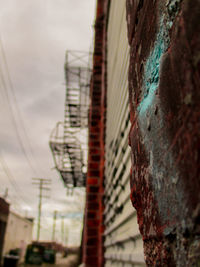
(50, 51, 91, 189)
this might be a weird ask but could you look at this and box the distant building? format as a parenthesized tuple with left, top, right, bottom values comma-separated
(0, 197, 9, 263)
(3, 211, 33, 262)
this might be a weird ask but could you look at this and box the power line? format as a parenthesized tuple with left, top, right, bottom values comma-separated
(0, 152, 32, 206)
(0, 34, 40, 176)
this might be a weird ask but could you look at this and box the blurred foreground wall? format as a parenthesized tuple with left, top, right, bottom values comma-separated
(127, 0, 200, 265)
(83, 0, 200, 266)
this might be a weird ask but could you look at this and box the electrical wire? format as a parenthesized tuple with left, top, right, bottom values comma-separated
(0, 35, 41, 176)
(0, 74, 38, 177)
(0, 152, 32, 206)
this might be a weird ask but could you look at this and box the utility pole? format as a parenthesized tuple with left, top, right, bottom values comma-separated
(61, 216, 64, 244)
(65, 225, 68, 246)
(52, 210, 57, 242)
(3, 188, 8, 199)
(32, 178, 51, 241)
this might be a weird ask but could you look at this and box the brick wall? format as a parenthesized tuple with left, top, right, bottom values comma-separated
(0, 198, 9, 263)
(126, 0, 200, 265)
(0, 198, 9, 219)
(84, 0, 200, 265)
(83, 1, 108, 266)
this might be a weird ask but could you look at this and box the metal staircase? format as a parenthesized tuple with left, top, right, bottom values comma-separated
(50, 51, 91, 189)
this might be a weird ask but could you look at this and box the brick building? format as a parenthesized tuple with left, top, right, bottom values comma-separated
(83, 0, 200, 266)
(3, 211, 33, 262)
(0, 197, 9, 264)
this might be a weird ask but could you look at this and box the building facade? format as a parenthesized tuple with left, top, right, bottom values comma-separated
(104, 1, 144, 266)
(3, 211, 33, 262)
(83, 0, 200, 266)
(0, 197, 9, 263)
(83, 1, 144, 266)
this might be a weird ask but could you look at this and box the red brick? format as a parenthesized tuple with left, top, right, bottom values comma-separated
(83, 1, 106, 266)
(86, 247, 98, 255)
(87, 178, 99, 185)
(87, 186, 99, 193)
(90, 155, 101, 161)
(87, 219, 100, 228)
(87, 201, 99, 210)
(86, 228, 99, 237)
(89, 147, 101, 154)
(86, 237, 99, 246)
(89, 162, 99, 169)
(90, 126, 101, 133)
(88, 194, 98, 202)
(85, 256, 98, 265)
(87, 211, 98, 219)
(89, 141, 101, 147)
(88, 170, 100, 177)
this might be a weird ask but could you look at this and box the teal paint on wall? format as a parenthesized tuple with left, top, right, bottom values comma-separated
(137, 23, 168, 116)
(137, 0, 182, 117)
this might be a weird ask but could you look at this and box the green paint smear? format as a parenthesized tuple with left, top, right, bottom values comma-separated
(137, 22, 169, 116)
(137, 0, 182, 116)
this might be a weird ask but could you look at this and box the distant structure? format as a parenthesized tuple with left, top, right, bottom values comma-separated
(3, 211, 34, 263)
(0, 197, 9, 263)
(50, 51, 91, 189)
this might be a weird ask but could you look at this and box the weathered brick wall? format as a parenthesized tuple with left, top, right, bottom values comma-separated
(126, 0, 200, 266)
(83, 1, 108, 266)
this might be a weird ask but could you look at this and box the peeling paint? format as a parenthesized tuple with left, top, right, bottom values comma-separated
(137, 25, 168, 116)
(127, 0, 200, 265)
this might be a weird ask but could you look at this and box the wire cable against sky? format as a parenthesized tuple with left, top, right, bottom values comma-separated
(0, 34, 42, 177)
(0, 152, 32, 206)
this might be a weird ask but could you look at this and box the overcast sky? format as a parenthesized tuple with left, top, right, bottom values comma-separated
(0, 0, 96, 245)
